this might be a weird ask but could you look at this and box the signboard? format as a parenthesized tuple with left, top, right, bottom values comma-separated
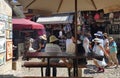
(0, 38, 6, 53)
(6, 40, 13, 61)
(0, 53, 5, 65)
(0, 14, 3, 21)
(0, 21, 5, 36)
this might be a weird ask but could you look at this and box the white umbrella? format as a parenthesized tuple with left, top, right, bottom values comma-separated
(18, 0, 120, 14)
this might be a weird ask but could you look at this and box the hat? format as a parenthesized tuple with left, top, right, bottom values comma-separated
(94, 31, 103, 36)
(92, 38, 101, 43)
(49, 35, 59, 43)
(39, 34, 47, 40)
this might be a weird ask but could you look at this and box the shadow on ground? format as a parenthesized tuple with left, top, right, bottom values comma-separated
(84, 64, 97, 74)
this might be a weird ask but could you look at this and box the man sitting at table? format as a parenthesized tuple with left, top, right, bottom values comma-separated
(45, 35, 71, 77)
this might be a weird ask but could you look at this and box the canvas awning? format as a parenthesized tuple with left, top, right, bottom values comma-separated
(18, 0, 120, 14)
(36, 15, 73, 24)
(12, 18, 45, 30)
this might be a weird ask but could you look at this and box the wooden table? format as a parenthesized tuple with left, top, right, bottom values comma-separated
(25, 52, 103, 77)
(21, 76, 93, 78)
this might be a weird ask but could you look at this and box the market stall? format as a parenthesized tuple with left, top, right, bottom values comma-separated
(13, 18, 44, 30)
(12, 18, 45, 60)
(36, 14, 74, 51)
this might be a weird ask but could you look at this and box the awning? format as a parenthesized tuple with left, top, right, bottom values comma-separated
(36, 15, 73, 24)
(12, 18, 45, 30)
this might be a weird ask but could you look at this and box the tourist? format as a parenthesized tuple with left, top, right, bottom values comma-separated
(103, 33, 109, 54)
(28, 38, 36, 52)
(45, 35, 71, 77)
(83, 32, 91, 55)
(66, 33, 87, 76)
(36, 34, 47, 52)
(109, 37, 119, 68)
(92, 38, 108, 72)
(103, 33, 111, 66)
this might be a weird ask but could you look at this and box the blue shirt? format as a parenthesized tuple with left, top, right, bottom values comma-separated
(109, 41, 117, 53)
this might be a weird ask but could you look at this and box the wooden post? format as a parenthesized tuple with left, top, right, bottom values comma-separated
(75, 0, 78, 55)
(74, 0, 78, 77)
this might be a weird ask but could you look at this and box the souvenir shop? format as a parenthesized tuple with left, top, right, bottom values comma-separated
(36, 13, 74, 51)
(12, 18, 45, 60)
(0, 0, 13, 73)
(36, 12, 96, 51)
(36, 11, 120, 52)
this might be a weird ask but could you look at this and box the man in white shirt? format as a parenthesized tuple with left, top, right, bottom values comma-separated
(83, 33, 91, 55)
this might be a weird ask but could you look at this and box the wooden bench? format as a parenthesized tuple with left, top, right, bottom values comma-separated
(22, 62, 87, 77)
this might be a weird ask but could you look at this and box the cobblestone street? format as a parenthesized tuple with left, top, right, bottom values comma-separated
(1, 57, 120, 78)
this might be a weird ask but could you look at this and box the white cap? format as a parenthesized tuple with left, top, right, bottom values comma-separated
(92, 38, 101, 43)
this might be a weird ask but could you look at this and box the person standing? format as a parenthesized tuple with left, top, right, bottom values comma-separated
(103, 33, 109, 54)
(83, 32, 91, 55)
(66, 34, 87, 77)
(103, 33, 111, 66)
(109, 37, 119, 68)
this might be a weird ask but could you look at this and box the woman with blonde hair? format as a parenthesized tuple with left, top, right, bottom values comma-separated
(103, 33, 109, 54)
(103, 33, 111, 66)
(109, 37, 119, 68)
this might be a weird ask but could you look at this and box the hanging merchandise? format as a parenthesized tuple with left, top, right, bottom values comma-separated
(63, 24, 72, 39)
(109, 12, 114, 24)
(94, 13, 100, 20)
(0, 54, 5, 65)
(114, 12, 119, 19)
(84, 13, 89, 19)
(77, 25, 81, 31)
(63, 24, 71, 33)
(78, 12, 85, 25)
(87, 14, 93, 24)
(109, 12, 114, 19)
(77, 16, 80, 25)
(59, 30, 63, 38)
(77, 13, 81, 32)
(100, 12, 104, 19)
